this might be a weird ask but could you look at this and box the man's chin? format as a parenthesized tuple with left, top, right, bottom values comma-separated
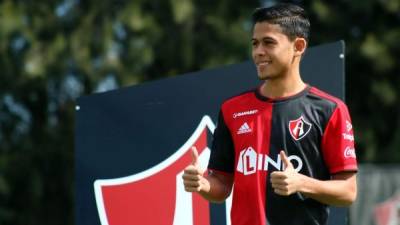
(257, 74, 273, 81)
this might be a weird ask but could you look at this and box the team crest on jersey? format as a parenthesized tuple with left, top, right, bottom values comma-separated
(289, 116, 312, 141)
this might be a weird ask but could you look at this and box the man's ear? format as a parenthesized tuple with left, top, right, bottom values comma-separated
(294, 38, 307, 56)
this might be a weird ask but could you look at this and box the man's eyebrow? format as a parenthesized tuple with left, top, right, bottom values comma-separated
(251, 36, 277, 42)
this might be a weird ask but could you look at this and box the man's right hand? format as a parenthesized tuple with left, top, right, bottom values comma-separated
(182, 147, 210, 193)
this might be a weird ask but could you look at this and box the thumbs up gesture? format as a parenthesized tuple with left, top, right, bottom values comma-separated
(182, 147, 208, 193)
(270, 151, 302, 196)
(190, 146, 200, 167)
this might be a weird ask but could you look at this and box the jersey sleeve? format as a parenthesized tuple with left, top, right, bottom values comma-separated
(207, 110, 235, 173)
(321, 102, 358, 174)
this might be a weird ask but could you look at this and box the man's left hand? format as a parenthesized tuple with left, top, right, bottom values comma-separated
(270, 151, 302, 196)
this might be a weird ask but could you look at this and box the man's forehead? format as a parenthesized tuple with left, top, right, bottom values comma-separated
(252, 22, 285, 39)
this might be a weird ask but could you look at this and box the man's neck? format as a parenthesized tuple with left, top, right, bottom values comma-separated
(260, 72, 306, 99)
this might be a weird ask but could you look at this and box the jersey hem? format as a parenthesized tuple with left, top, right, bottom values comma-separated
(330, 165, 358, 174)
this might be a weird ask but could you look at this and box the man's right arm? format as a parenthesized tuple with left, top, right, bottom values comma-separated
(183, 109, 234, 202)
(182, 147, 234, 203)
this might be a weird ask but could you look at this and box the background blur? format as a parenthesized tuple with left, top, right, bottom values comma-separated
(0, 0, 399, 224)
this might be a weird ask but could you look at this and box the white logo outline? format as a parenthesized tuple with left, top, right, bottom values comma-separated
(346, 120, 353, 132)
(237, 122, 252, 134)
(344, 146, 356, 158)
(236, 147, 303, 175)
(232, 109, 258, 119)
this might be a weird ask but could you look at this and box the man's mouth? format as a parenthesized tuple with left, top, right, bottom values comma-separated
(257, 61, 271, 67)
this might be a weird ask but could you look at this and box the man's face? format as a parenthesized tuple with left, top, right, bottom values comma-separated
(252, 22, 296, 80)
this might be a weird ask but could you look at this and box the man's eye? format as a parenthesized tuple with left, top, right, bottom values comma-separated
(263, 40, 274, 45)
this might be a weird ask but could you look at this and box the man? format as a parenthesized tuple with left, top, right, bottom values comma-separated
(182, 3, 357, 225)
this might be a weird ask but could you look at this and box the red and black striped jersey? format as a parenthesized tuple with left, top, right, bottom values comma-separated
(208, 85, 357, 225)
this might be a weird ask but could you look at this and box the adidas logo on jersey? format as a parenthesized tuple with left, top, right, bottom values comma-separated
(237, 122, 252, 134)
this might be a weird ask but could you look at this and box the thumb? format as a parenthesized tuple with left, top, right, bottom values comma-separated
(280, 150, 293, 171)
(191, 146, 199, 167)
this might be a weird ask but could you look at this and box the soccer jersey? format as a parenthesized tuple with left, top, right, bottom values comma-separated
(207, 85, 358, 225)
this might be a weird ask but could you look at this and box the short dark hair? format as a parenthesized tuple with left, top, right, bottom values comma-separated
(252, 3, 310, 43)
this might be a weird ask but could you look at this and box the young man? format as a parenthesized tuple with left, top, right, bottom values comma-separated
(182, 3, 357, 225)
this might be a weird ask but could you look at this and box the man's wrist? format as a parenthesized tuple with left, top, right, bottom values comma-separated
(296, 175, 309, 200)
(297, 173, 311, 195)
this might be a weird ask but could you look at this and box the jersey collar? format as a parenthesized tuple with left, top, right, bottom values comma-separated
(254, 85, 311, 103)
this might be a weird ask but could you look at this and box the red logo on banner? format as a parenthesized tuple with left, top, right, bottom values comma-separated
(374, 193, 400, 225)
(94, 116, 231, 225)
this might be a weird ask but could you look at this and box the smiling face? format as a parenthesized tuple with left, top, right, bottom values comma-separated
(252, 22, 298, 81)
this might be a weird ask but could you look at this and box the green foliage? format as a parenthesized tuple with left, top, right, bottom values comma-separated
(0, 0, 399, 224)
(305, 0, 400, 163)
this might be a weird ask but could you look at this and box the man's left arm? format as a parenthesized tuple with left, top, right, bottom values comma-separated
(299, 171, 357, 206)
(271, 151, 357, 206)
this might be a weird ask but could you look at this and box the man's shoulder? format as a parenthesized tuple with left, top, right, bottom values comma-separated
(221, 88, 257, 107)
(308, 86, 347, 108)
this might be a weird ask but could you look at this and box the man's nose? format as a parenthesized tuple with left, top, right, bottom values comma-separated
(253, 45, 265, 56)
